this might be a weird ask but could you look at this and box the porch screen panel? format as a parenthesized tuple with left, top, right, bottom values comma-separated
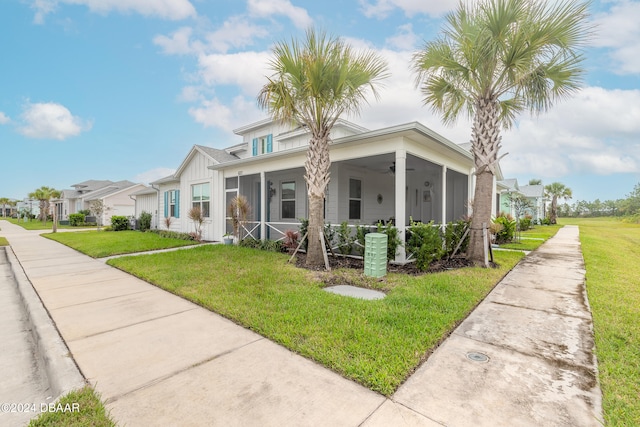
(349, 178, 362, 220)
(281, 181, 295, 219)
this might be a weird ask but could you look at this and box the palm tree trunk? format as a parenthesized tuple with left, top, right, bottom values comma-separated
(304, 134, 331, 267)
(550, 196, 558, 224)
(468, 98, 502, 266)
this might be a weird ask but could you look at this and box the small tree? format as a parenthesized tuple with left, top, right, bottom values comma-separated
(545, 182, 572, 224)
(89, 200, 110, 228)
(227, 195, 250, 242)
(188, 206, 205, 242)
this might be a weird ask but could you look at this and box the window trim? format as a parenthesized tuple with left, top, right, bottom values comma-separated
(191, 182, 211, 218)
(281, 181, 296, 219)
(348, 178, 362, 220)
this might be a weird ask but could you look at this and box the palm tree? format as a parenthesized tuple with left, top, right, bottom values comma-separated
(411, 0, 590, 265)
(28, 186, 61, 231)
(545, 182, 572, 224)
(0, 197, 9, 217)
(528, 179, 542, 186)
(258, 28, 389, 267)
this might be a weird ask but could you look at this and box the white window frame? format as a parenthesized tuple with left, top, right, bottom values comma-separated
(191, 182, 210, 218)
(348, 178, 362, 220)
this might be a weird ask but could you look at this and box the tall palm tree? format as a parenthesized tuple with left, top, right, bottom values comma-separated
(412, 0, 590, 265)
(545, 182, 572, 224)
(0, 197, 9, 217)
(258, 28, 389, 267)
(28, 186, 61, 231)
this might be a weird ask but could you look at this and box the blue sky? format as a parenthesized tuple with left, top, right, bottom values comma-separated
(1, 0, 639, 204)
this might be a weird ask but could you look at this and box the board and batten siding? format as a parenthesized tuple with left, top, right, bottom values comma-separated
(179, 150, 216, 240)
(135, 193, 158, 229)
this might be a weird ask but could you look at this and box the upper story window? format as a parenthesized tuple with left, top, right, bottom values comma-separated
(252, 134, 273, 156)
(191, 183, 210, 218)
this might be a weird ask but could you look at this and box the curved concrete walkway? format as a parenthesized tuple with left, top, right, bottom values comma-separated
(0, 221, 602, 426)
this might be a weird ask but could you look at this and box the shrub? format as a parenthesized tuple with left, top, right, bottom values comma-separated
(518, 215, 532, 231)
(77, 209, 91, 216)
(111, 215, 129, 231)
(493, 214, 516, 243)
(407, 220, 445, 271)
(377, 221, 402, 261)
(283, 230, 299, 252)
(336, 221, 354, 255)
(239, 238, 284, 253)
(444, 219, 470, 256)
(147, 229, 195, 240)
(69, 213, 85, 227)
(138, 211, 152, 231)
(298, 218, 309, 250)
(355, 225, 371, 256)
(188, 206, 205, 241)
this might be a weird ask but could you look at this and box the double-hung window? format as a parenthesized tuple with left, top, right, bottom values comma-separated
(191, 183, 210, 217)
(349, 178, 362, 220)
(281, 181, 296, 219)
(164, 190, 180, 218)
(252, 134, 273, 156)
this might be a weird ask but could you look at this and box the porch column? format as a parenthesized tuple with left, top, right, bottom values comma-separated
(260, 171, 266, 240)
(394, 149, 407, 263)
(468, 168, 475, 217)
(441, 165, 447, 226)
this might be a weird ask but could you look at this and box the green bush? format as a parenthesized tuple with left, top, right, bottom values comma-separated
(147, 229, 195, 241)
(355, 225, 372, 256)
(239, 238, 284, 252)
(444, 219, 470, 256)
(110, 216, 129, 231)
(518, 215, 532, 231)
(298, 218, 309, 250)
(78, 209, 91, 216)
(406, 220, 445, 271)
(377, 221, 402, 261)
(138, 211, 152, 231)
(336, 221, 354, 255)
(493, 214, 516, 243)
(69, 213, 85, 226)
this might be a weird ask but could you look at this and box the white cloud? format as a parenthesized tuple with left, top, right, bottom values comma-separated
(188, 96, 263, 133)
(385, 23, 418, 50)
(359, 0, 457, 19)
(205, 16, 269, 53)
(500, 87, 640, 177)
(197, 51, 272, 97)
(247, 0, 312, 29)
(133, 167, 176, 184)
(18, 102, 92, 140)
(592, 0, 640, 74)
(154, 27, 200, 55)
(0, 112, 10, 125)
(31, 0, 196, 23)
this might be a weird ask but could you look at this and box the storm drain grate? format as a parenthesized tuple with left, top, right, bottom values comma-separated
(466, 352, 489, 363)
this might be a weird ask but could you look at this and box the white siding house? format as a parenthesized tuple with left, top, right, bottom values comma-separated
(135, 118, 504, 262)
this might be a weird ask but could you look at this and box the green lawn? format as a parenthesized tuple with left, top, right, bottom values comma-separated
(28, 386, 115, 427)
(498, 224, 562, 251)
(44, 230, 198, 258)
(0, 236, 8, 246)
(1, 217, 88, 231)
(108, 245, 524, 395)
(559, 218, 640, 426)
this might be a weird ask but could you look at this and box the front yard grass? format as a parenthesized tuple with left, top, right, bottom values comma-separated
(44, 230, 198, 258)
(498, 224, 562, 251)
(0, 236, 8, 246)
(108, 245, 523, 396)
(560, 218, 640, 426)
(1, 217, 85, 230)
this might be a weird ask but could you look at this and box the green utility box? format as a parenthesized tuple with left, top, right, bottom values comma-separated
(364, 232, 388, 278)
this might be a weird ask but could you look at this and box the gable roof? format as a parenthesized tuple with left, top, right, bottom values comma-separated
(82, 180, 137, 201)
(70, 180, 114, 191)
(519, 184, 544, 198)
(174, 145, 239, 177)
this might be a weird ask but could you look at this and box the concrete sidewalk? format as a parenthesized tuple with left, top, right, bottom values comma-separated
(1, 221, 602, 426)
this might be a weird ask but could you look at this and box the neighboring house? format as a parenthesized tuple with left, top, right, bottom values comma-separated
(131, 186, 159, 229)
(57, 180, 145, 224)
(1, 200, 17, 217)
(497, 179, 546, 221)
(136, 118, 504, 262)
(16, 198, 41, 218)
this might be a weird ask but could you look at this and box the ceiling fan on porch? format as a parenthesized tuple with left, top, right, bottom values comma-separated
(388, 161, 415, 175)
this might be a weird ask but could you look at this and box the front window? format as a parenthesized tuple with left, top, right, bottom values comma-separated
(169, 190, 177, 217)
(349, 178, 362, 220)
(281, 181, 296, 219)
(191, 183, 210, 217)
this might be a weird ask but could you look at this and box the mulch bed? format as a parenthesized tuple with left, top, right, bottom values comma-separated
(292, 252, 474, 275)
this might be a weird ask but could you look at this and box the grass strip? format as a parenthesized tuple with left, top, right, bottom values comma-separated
(44, 230, 197, 258)
(28, 386, 115, 427)
(109, 245, 523, 395)
(560, 218, 640, 426)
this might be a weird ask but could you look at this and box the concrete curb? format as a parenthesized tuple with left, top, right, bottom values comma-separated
(4, 246, 86, 398)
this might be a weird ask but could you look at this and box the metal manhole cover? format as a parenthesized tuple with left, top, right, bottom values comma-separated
(466, 352, 489, 363)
